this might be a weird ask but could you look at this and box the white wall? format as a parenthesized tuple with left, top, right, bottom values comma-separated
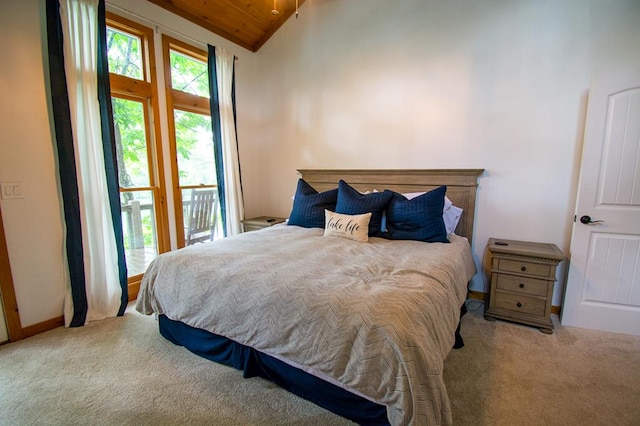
(241, 0, 640, 304)
(0, 0, 67, 327)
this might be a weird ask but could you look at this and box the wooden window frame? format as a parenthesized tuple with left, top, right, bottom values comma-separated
(162, 35, 213, 248)
(107, 13, 170, 300)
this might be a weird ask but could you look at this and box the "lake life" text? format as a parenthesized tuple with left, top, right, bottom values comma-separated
(327, 216, 361, 235)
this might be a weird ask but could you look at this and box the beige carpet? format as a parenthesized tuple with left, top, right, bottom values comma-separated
(1, 301, 639, 425)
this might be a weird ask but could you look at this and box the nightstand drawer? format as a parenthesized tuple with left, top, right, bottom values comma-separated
(493, 291, 546, 316)
(495, 274, 548, 297)
(497, 259, 550, 277)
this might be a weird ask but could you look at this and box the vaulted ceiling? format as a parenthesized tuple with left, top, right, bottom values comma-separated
(145, 0, 306, 52)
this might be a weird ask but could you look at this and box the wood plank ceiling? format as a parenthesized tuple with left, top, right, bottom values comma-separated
(145, 0, 306, 52)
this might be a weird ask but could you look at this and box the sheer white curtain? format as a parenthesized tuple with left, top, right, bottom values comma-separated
(59, 0, 122, 325)
(214, 48, 244, 236)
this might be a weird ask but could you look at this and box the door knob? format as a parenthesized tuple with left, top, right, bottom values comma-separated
(580, 215, 604, 225)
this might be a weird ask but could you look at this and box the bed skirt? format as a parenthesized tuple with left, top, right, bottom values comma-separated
(157, 303, 467, 425)
(159, 315, 390, 425)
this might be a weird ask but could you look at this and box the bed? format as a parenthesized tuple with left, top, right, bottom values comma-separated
(136, 169, 483, 425)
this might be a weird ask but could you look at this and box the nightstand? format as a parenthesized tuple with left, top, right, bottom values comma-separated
(484, 238, 566, 334)
(241, 216, 286, 232)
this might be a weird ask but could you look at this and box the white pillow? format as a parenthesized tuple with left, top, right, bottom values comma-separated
(443, 203, 463, 234)
(323, 210, 371, 242)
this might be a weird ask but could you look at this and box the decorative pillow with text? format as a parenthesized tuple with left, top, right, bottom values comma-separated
(323, 210, 372, 243)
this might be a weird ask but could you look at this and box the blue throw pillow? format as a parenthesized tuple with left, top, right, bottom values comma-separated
(385, 186, 449, 243)
(288, 179, 338, 229)
(335, 180, 394, 237)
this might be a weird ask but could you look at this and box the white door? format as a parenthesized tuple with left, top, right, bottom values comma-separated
(561, 70, 640, 335)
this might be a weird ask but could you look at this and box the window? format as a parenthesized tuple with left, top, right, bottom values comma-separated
(106, 14, 169, 294)
(105, 27, 143, 80)
(163, 36, 220, 248)
(169, 50, 209, 97)
(104, 15, 221, 298)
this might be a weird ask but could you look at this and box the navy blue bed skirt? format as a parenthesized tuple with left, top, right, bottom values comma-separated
(158, 315, 390, 425)
(157, 303, 466, 425)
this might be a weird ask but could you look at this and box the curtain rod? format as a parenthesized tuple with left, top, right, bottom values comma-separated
(107, 3, 239, 60)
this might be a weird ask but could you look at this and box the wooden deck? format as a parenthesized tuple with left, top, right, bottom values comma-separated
(125, 246, 158, 277)
(125, 227, 222, 277)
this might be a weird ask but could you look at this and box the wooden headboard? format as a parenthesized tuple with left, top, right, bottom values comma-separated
(297, 169, 484, 244)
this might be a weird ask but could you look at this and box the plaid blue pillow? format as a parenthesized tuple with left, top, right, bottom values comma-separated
(288, 179, 338, 229)
(335, 180, 393, 237)
(385, 186, 449, 243)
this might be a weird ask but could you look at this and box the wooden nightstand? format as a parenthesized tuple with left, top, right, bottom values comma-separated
(484, 238, 566, 334)
(241, 216, 286, 232)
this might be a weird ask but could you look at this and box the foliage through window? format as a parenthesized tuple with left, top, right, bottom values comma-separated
(111, 97, 150, 189)
(174, 110, 214, 186)
(106, 27, 143, 80)
(170, 50, 209, 97)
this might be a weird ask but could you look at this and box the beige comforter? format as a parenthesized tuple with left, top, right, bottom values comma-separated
(136, 225, 476, 425)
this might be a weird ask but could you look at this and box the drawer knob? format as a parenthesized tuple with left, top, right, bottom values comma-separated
(519, 283, 525, 288)
(516, 302, 522, 308)
(521, 266, 527, 272)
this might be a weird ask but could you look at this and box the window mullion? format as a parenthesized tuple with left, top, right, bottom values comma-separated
(171, 89, 210, 114)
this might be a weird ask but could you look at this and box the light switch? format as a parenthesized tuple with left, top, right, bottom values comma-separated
(0, 182, 24, 200)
